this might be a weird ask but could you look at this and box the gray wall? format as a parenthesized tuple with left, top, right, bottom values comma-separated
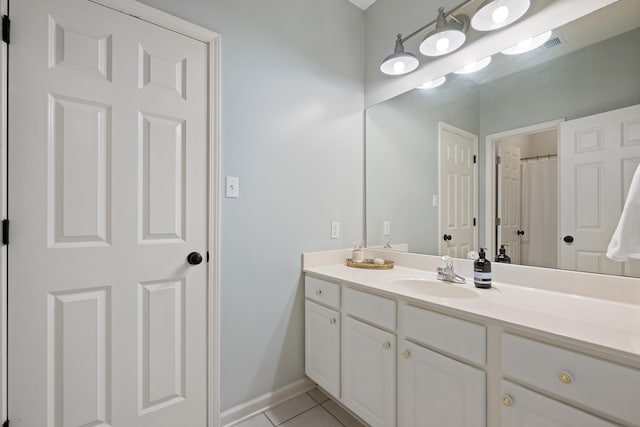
(138, 0, 365, 411)
(366, 78, 478, 254)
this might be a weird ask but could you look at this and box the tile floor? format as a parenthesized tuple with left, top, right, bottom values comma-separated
(234, 387, 366, 427)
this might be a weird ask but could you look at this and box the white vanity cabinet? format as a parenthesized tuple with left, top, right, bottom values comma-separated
(343, 316, 396, 427)
(303, 271, 640, 427)
(305, 277, 341, 398)
(343, 287, 397, 427)
(500, 381, 618, 427)
(501, 333, 640, 427)
(399, 305, 486, 427)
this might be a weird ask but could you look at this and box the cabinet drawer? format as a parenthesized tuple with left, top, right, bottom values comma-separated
(344, 287, 396, 330)
(500, 380, 617, 427)
(502, 333, 640, 426)
(305, 276, 340, 308)
(403, 305, 486, 364)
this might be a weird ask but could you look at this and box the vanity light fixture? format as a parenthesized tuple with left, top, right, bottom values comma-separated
(454, 56, 492, 74)
(417, 75, 447, 89)
(380, 34, 420, 75)
(501, 30, 553, 55)
(419, 7, 470, 57)
(471, 0, 530, 31)
(380, 6, 470, 75)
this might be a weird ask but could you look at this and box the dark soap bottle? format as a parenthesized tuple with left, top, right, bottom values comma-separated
(495, 245, 511, 264)
(474, 248, 492, 289)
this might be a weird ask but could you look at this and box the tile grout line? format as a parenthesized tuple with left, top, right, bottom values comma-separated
(320, 402, 348, 427)
(269, 394, 320, 427)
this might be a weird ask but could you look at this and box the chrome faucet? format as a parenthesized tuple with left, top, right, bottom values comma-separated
(436, 256, 466, 284)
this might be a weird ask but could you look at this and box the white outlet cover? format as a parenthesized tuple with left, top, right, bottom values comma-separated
(331, 221, 340, 239)
(226, 176, 239, 198)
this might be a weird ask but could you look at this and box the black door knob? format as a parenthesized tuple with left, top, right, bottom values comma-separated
(443, 234, 452, 241)
(187, 252, 203, 265)
(563, 235, 574, 243)
(517, 230, 525, 236)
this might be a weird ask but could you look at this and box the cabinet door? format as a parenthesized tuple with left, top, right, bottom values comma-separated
(343, 316, 396, 427)
(400, 341, 485, 427)
(500, 381, 618, 427)
(305, 301, 340, 398)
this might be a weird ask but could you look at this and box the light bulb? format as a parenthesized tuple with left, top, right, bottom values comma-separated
(436, 37, 450, 52)
(517, 38, 533, 49)
(417, 76, 446, 89)
(454, 56, 492, 74)
(501, 30, 553, 55)
(393, 61, 405, 73)
(492, 6, 509, 23)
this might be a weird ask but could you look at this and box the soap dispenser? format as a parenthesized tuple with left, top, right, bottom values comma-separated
(495, 245, 511, 264)
(474, 248, 492, 289)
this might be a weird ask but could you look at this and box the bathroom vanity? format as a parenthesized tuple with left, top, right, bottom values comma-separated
(303, 249, 640, 427)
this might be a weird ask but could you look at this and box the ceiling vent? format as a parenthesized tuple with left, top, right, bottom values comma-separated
(542, 36, 562, 49)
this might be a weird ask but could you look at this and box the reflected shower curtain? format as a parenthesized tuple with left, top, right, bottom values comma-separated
(520, 158, 558, 268)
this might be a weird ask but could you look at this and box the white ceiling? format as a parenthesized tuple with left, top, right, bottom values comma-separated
(347, 0, 377, 11)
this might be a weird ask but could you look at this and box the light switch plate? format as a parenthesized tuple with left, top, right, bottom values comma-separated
(226, 176, 239, 198)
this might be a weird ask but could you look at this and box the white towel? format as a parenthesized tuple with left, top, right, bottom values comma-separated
(607, 164, 640, 261)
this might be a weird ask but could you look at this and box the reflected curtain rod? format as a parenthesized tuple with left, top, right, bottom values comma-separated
(521, 154, 558, 162)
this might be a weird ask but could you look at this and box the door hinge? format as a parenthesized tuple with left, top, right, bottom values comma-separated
(2, 219, 8, 245)
(496, 217, 502, 226)
(496, 155, 502, 165)
(206, 251, 209, 263)
(473, 217, 477, 226)
(2, 15, 9, 44)
(473, 155, 477, 164)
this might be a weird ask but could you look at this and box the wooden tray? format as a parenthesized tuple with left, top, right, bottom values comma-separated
(346, 258, 394, 270)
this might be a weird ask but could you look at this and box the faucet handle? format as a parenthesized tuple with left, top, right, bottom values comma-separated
(440, 255, 453, 269)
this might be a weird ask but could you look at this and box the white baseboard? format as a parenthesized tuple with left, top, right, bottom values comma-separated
(221, 377, 316, 426)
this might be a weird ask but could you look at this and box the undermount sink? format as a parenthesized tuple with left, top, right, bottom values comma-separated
(391, 277, 479, 299)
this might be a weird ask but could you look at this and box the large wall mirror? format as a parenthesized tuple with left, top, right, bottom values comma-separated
(366, 0, 640, 277)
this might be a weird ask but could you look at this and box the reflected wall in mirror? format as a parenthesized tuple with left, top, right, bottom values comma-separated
(365, 0, 640, 277)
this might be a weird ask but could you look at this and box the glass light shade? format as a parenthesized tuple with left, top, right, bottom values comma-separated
(501, 30, 553, 55)
(380, 51, 419, 75)
(420, 29, 466, 56)
(471, 0, 530, 31)
(417, 76, 447, 89)
(454, 56, 492, 74)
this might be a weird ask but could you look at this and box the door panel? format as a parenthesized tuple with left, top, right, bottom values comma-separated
(498, 143, 521, 263)
(9, 0, 209, 425)
(343, 317, 395, 427)
(400, 341, 485, 427)
(439, 123, 478, 258)
(559, 104, 640, 275)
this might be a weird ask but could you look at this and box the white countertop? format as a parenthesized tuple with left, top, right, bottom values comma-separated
(304, 262, 640, 360)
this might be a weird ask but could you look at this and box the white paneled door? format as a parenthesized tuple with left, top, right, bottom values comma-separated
(559, 104, 640, 276)
(9, 0, 213, 426)
(497, 143, 521, 264)
(439, 122, 478, 258)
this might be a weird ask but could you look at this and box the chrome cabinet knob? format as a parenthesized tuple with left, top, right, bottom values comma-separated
(559, 371, 573, 384)
(315, 289, 322, 296)
(401, 351, 411, 359)
(382, 342, 391, 350)
(501, 395, 513, 407)
(329, 318, 336, 325)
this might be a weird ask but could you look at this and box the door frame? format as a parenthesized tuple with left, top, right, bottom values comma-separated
(3, 0, 221, 425)
(0, 0, 7, 423)
(483, 119, 562, 259)
(438, 121, 479, 256)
